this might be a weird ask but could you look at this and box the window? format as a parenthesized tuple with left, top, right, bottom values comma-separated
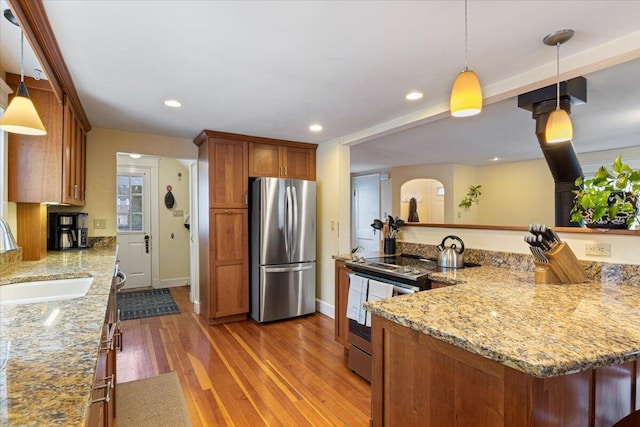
(117, 174, 144, 232)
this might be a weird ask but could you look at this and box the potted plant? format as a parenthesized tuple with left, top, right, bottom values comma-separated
(458, 184, 482, 211)
(571, 155, 640, 229)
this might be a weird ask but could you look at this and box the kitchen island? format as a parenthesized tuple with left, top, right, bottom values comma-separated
(365, 266, 640, 426)
(0, 247, 118, 426)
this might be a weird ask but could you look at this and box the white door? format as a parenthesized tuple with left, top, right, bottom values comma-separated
(352, 174, 381, 253)
(117, 167, 152, 289)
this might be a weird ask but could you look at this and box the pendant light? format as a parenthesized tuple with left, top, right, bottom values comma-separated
(0, 9, 47, 136)
(543, 29, 574, 143)
(450, 0, 482, 117)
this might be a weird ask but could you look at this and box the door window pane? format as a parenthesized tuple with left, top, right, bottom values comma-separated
(117, 174, 144, 232)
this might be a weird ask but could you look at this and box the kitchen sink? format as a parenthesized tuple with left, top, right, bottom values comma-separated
(0, 277, 94, 306)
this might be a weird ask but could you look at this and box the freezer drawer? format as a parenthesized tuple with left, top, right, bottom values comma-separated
(251, 262, 316, 322)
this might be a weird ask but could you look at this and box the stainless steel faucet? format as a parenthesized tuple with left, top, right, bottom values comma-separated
(0, 216, 18, 252)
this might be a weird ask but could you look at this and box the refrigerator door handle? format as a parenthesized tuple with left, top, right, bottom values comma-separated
(291, 185, 298, 257)
(285, 185, 293, 256)
(263, 264, 314, 273)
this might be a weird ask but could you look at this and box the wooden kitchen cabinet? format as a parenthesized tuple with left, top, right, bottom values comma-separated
(7, 74, 87, 206)
(207, 138, 248, 208)
(88, 274, 121, 426)
(208, 209, 249, 320)
(430, 281, 451, 289)
(335, 260, 352, 349)
(249, 141, 316, 180)
(62, 98, 87, 205)
(194, 130, 250, 324)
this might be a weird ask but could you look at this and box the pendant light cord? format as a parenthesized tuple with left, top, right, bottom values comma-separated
(20, 30, 25, 82)
(464, 0, 468, 72)
(555, 42, 560, 111)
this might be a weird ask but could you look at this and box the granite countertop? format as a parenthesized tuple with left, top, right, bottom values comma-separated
(0, 247, 118, 426)
(365, 265, 640, 378)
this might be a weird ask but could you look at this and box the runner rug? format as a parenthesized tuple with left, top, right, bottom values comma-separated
(117, 288, 180, 321)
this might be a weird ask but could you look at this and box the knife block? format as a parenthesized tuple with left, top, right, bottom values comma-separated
(533, 242, 587, 284)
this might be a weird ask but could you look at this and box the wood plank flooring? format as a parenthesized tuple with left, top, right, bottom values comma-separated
(117, 286, 371, 426)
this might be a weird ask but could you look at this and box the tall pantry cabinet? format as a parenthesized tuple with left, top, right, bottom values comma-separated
(195, 132, 249, 324)
(194, 130, 317, 324)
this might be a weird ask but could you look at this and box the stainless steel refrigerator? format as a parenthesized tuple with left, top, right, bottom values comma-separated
(250, 177, 316, 322)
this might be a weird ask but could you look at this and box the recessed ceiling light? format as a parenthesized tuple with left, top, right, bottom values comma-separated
(405, 92, 423, 101)
(309, 124, 323, 132)
(488, 157, 501, 162)
(164, 99, 182, 108)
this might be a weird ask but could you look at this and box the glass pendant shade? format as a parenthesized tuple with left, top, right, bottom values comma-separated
(545, 108, 573, 143)
(450, 70, 483, 117)
(0, 82, 47, 136)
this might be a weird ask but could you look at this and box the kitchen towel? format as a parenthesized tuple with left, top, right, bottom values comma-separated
(365, 279, 394, 326)
(346, 274, 369, 325)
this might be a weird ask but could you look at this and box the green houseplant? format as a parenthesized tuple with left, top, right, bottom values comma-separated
(458, 185, 482, 212)
(571, 155, 640, 229)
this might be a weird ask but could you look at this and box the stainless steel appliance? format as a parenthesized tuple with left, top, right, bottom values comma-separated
(344, 254, 479, 381)
(48, 212, 89, 250)
(250, 178, 316, 323)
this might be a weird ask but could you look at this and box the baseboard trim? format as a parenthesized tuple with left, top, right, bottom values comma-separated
(154, 277, 190, 289)
(316, 298, 335, 319)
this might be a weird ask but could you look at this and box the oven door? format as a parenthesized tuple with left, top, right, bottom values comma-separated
(347, 273, 416, 382)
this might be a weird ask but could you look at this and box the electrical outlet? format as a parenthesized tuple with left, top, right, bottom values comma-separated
(173, 210, 184, 217)
(585, 243, 611, 257)
(94, 218, 106, 229)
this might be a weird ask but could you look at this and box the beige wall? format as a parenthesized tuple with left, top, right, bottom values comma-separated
(316, 139, 350, 312)
(85, 128, 196, 237)
(477, 159, 554, 226)
(86, 128, 196, 283)
(157, 158, 190, 282)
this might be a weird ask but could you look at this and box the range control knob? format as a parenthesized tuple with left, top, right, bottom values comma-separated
(413, 268, 421, 275)
(403, 266, 411, 273)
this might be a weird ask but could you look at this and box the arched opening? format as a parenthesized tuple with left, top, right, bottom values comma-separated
(400, 178, 445, 223)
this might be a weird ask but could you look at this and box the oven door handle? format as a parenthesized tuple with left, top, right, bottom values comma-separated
(393, 286, 415, 295)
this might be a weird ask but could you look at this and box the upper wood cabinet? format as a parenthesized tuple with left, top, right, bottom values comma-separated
(62, 98, 87, 205)
(196, 136, 248, 208)
(7, 75, 87, 206)
(249, 142, 316, 180)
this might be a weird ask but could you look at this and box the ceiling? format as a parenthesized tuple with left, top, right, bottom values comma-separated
(1, 1, 639, 172)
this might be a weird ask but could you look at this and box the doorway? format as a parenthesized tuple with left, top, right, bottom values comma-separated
(116, 166, 153, 289)
(116, 154, 160, 289)
(351, 174, 381, 253)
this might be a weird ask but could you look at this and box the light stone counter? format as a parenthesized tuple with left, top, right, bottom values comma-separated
(365, 266, 640, 378)
(0, 247, 118, 426)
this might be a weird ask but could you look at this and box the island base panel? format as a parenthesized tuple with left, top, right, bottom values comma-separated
(371, 315, 637, 427)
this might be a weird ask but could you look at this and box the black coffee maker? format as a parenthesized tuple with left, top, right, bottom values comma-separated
(48, 212, 89, 250)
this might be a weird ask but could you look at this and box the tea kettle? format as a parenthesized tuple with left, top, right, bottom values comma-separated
(437, 235, 465, 268)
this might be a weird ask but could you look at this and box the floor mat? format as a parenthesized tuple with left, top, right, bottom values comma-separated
(117, 288, 180, 321)
(117, 372, 191, 426)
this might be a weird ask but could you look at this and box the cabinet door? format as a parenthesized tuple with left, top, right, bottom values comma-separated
(210, 209, 249, 318)
(335, 260, 351, 348)
(7, 82, 63, 203)
(283, 146, 316, 180)
(62, 99, 87, 206)
(209, 139, 248, 208)
(248, 142, 281, 178)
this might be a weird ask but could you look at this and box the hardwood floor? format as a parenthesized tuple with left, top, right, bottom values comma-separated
(117, 286, 371, 426)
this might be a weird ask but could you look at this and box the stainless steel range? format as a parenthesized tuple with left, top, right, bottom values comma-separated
(344, 254, 479, 382)
(345, 254, 440, 290)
